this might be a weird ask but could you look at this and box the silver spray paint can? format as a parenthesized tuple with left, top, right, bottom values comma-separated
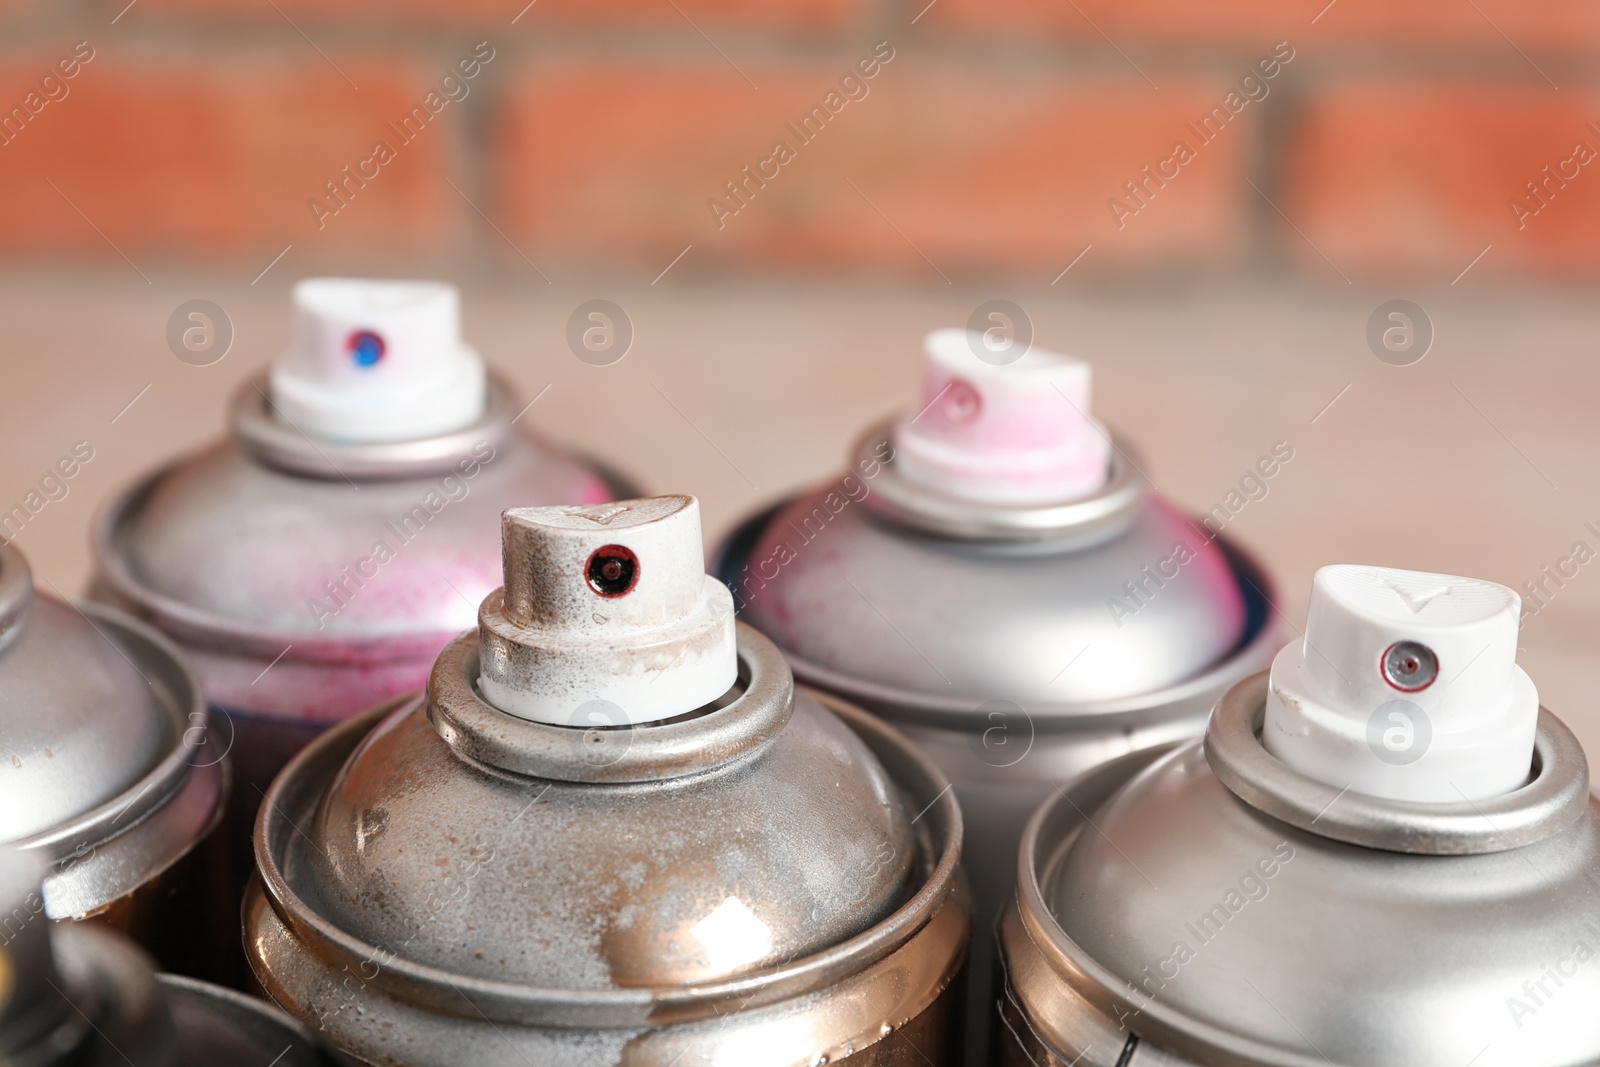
(245, 495, 970, 1066)
(1000, 564, 1600, 1067)
(90, 279, 633, 947)
(714, 329, 1280, 1062)
(0, 541, 227, 980)
(0, 845, 348, 1066)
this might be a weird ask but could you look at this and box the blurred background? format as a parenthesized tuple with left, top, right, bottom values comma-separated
(3, 0, 1599, 754)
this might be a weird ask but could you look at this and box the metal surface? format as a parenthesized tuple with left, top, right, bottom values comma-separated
(1000, 674, 1600, 1067)
(1207, 674, 1590, 855)
(726, 435, 1256, 715)
(246, 624, 970, 1066)
(0, 547, 173, 844)
(90, 370, 633, 986)
(0, 543, 226, 978)
(160, 975, 349, 1065)
(0, 848, 344, 1067)
(92, 372, 630, 724)
(234, 364, 520, 480)
(715, 424, 1280, 1065)
(849, 420, 1147, 544)
(429, 630, 779, 783)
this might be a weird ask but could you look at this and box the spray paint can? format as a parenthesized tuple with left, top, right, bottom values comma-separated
(714, 328, 1279, 1060)
(90, 278, 634, 949)
(0, 541, 226, 979)
(245, 495, 969, 1066)
(0, 845, 347, 1066)
(999, 564, 1600, 1067)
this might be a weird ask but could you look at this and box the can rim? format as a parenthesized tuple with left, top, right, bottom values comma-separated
(248, 631, 968, 1032)
(35, 923, 172, 1063)
(427, 628, 793, 783)
(157, 974, 348, 1065)
(854, 417, 1146, 544)
(1008, 704, 1600, 1066)
(1205, 672, 1590, 855)
(0, 546, 33, 654)
(1010, 742, 1341, 1067)
(230, 370, 518, 481)
(10, 598, 226, 919)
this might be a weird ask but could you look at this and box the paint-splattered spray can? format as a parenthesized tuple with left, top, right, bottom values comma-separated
(0, 541, 226, 978)
(1000, 564, 1600, 1067)
(0, 845, 348, 1066)
(714, 329, 1280, 1062)
(90, 279, 633, 945)
(245, 495, 970, 1066)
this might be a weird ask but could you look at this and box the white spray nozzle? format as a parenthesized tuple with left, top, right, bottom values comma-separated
(476, 495, 737, 726)
(269, 278, 487, 443)
(892, 329, 1112, 506)
(1262, 565, 1537, 802)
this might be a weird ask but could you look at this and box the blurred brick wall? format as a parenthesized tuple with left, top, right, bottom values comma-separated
(0, 0, 1594, 281)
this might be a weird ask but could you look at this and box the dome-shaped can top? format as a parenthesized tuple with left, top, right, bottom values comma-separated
(715, 327, 1280, 1062)
(90, 277, 636, 924)
(999, 563, 1600, 1067)
(0, 846, 348, 1067)
(0, 542, 225, 977)
(245, 495, 970, 1067)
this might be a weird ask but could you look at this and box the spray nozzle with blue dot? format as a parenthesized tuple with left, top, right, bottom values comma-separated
(347, 329, 386, 369)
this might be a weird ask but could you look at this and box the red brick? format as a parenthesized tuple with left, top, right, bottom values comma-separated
(492, 59, 1254, 275)
(1285, 85, 1600, 275)
(0, 54, 455, 257)
(132, 0, 855, 32)
(926, 0, 1600, 50)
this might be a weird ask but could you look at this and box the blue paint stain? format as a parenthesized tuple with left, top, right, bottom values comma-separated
(349, 330, 385, 368)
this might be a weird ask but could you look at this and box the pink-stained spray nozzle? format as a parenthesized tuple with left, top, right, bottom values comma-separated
(892, 328, 1113, 506)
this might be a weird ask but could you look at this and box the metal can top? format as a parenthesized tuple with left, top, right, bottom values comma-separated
(93, 372, 620, 660)
(1009, 682, 1600, 1066)
(716, 329, 1276, 728)
(248, 498, 966, 1063)
(0, 544, 222, 919)
(721, 421, 1272, 724)
(281, 626, 911, 980)
(251, 628, 967, 1055)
